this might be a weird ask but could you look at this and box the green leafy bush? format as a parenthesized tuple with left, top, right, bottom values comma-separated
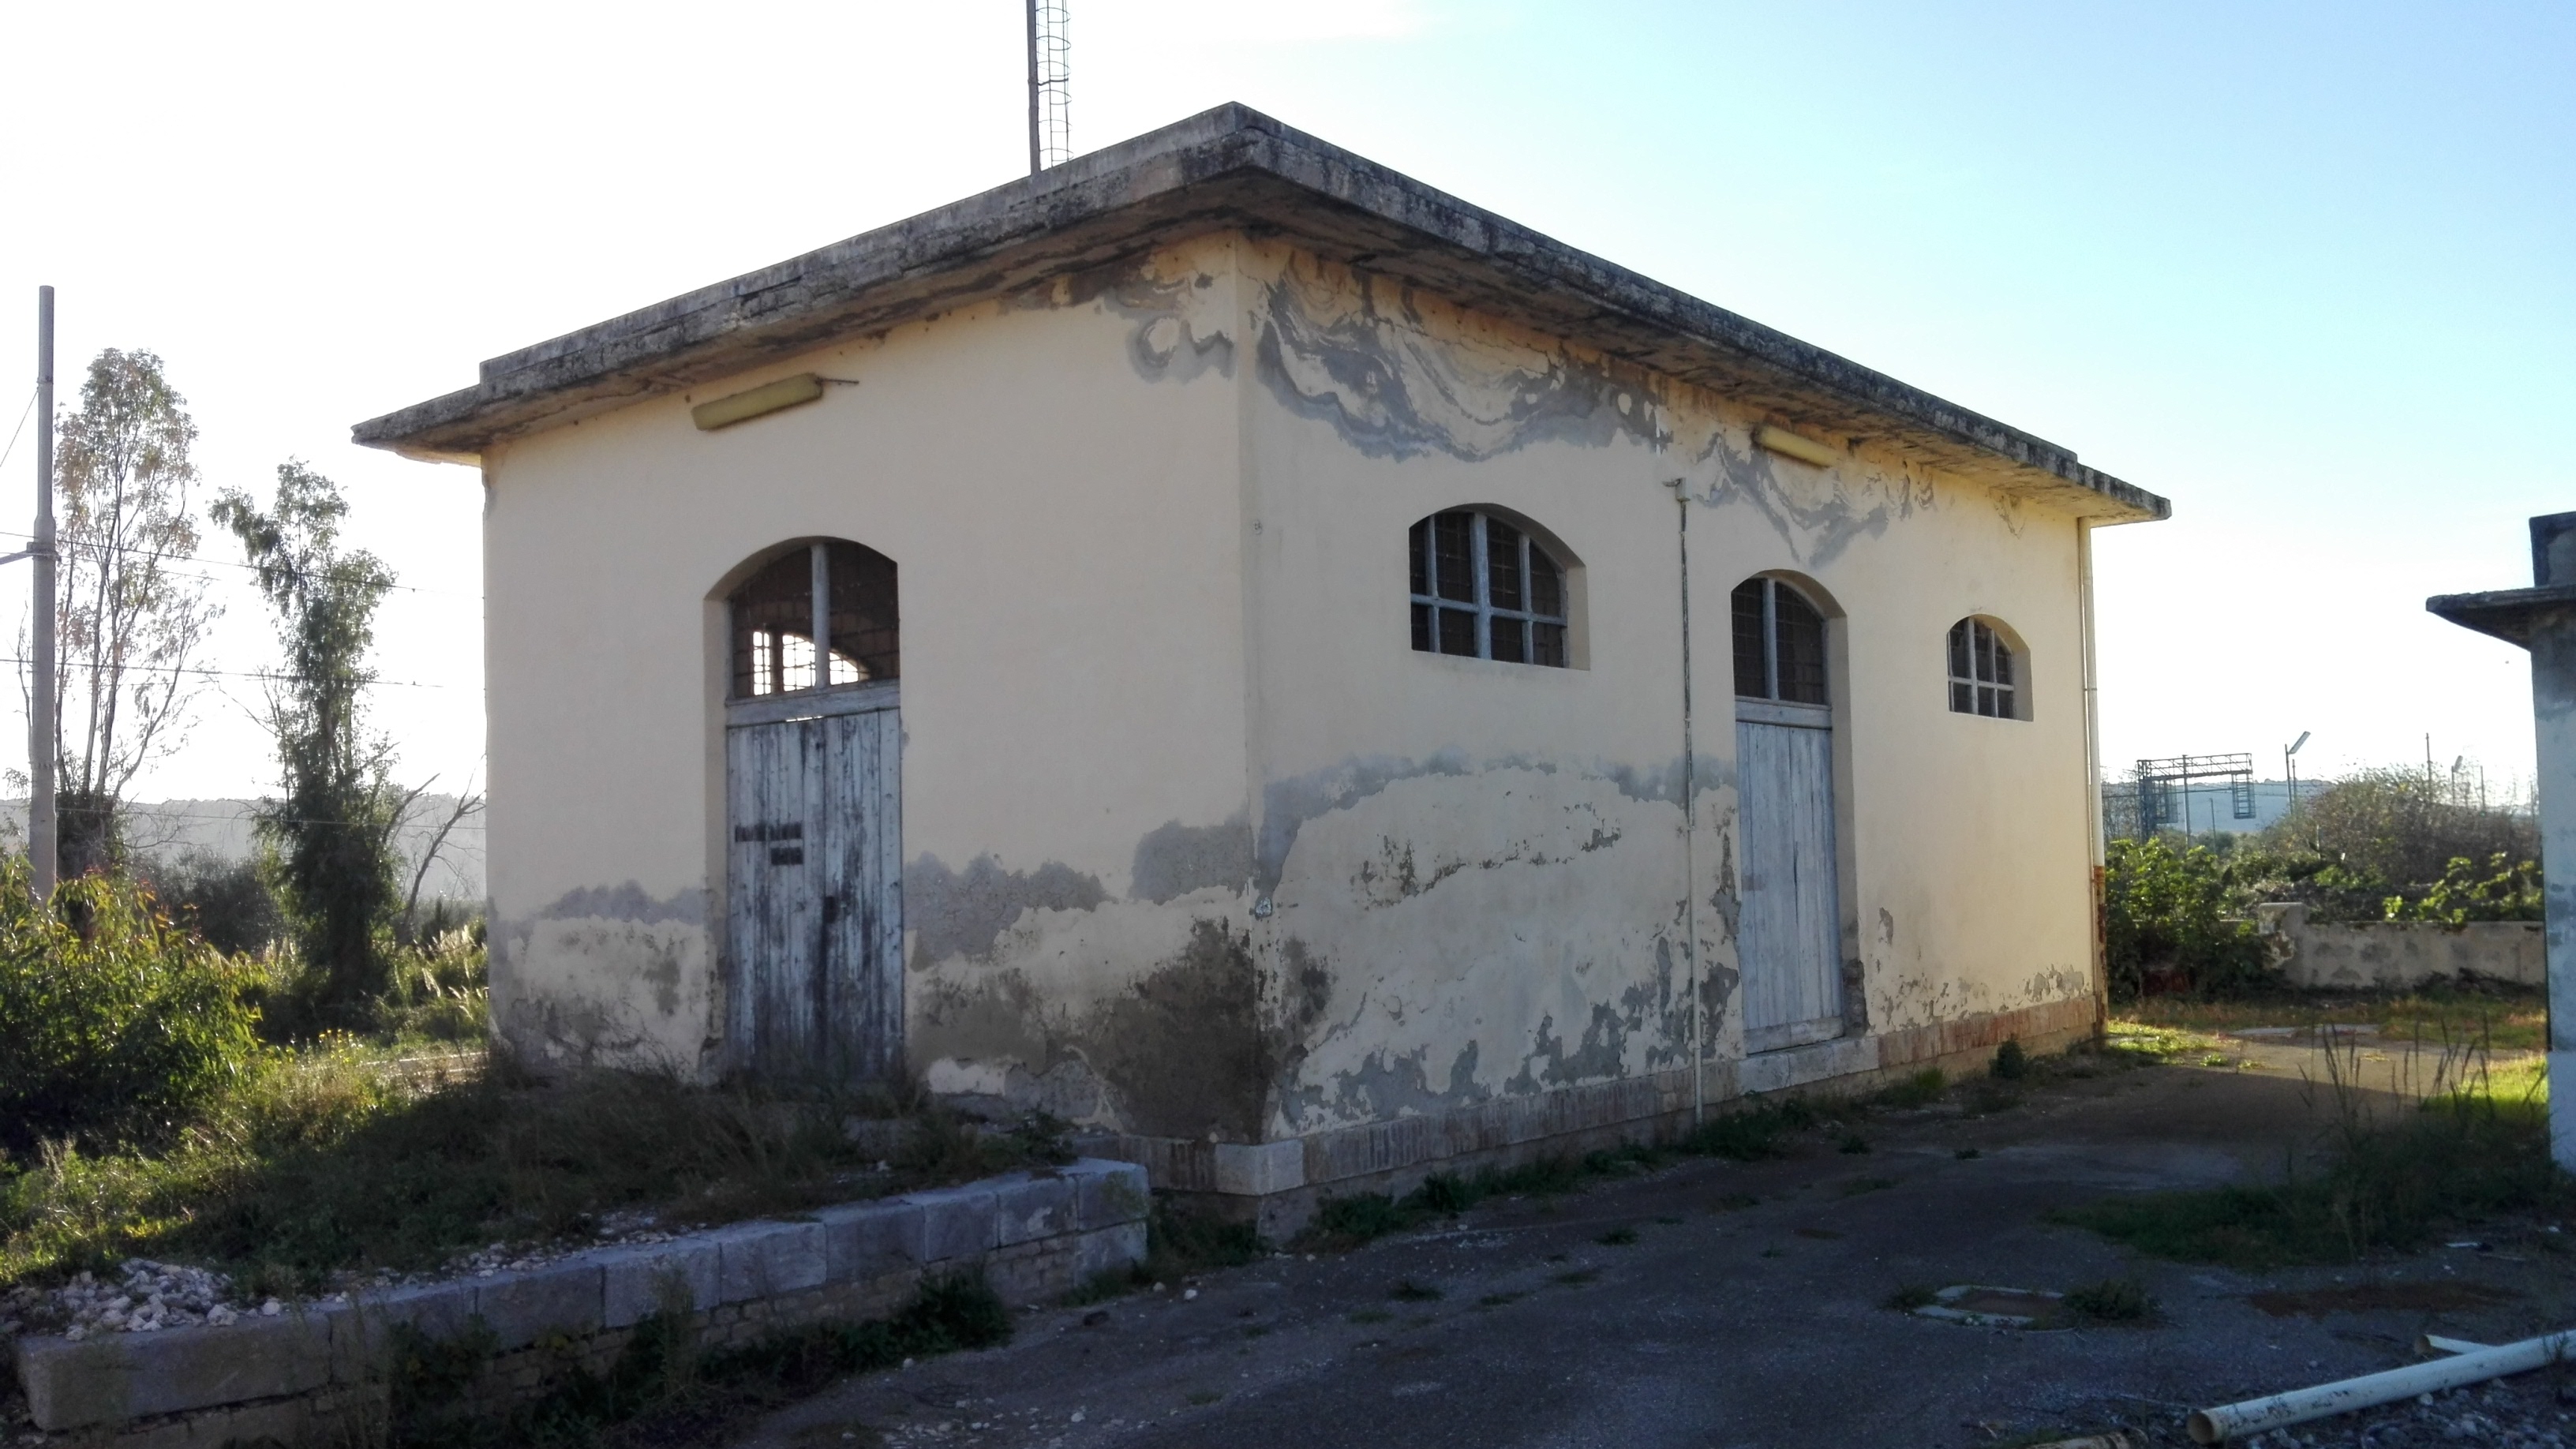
(2103, 837, 2268, 999)
(2387, 853, 2542, 924)
(0, 862, 268, 1154)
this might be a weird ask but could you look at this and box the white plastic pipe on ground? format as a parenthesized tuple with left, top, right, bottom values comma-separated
(2188, 1328, 2576, 1443)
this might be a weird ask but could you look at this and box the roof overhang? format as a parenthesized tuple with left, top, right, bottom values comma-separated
(2426, 586, 2576, 649)
(354, 103, 2168, 524)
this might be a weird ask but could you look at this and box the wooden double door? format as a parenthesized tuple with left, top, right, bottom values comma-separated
(725, 684, 903, 1082)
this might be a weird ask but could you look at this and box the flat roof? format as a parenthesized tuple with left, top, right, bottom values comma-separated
(353, 103, 2166, 523)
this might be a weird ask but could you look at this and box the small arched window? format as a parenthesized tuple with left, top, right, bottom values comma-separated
(729, 541, 900, 698)
(1408, 509, 1569, 667)
(1946, 618, 2020, 719)
(1732, 576, 1828, 705)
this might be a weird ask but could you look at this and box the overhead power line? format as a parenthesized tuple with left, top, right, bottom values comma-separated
(0, 655, 462, 690)
(0, 526, 481, 599)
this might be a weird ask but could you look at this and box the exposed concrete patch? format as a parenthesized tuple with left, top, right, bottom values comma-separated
(1268, 765, 1700, 1136)
(1130, 814, 1254, 904)
(905, 853, 1109, 967)
(494, 883, 714, 1073)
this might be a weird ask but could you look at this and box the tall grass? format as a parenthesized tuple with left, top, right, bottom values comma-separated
(2057, 1021, 2563, 1267)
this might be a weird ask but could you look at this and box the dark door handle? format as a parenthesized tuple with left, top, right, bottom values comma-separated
(822, 893, 841, 924)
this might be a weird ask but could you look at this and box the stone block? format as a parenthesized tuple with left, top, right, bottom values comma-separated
(1065, 1159, 1151, 1227)
(1076, 1220, 1150, 1279)
(906, 1183, 1000, 1263)
(601, 1237, 721, 1328)
(818, 1196, 927, 1279)
(335, 1280, 477, 1379)
(473, 1257, 604, 1350)
(994, 1173, 1075, 1245)
(17, 1307, 337, 1431)
(1209, 1140, 1304, 1196)
(1736, 1035, 1881, 1096)
(717, 1220, 828, 1304)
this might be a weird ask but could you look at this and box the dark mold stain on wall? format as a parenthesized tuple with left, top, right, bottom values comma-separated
(905, 854, 1108, 968)
(1253, 271, 1668, 463)
(915, 918, 1275, 1142)
(1083, 919, 1273, 1142)
(1129, 815, 1255, 904)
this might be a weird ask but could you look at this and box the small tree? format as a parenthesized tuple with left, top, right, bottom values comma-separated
(37, 350, 220, 876)
(213, 462, 402, 1009)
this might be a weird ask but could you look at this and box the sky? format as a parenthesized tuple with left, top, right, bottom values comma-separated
(0, 0, 2567, 804)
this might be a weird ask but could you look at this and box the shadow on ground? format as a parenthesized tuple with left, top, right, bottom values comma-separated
(730, 1044, 2576, 1449)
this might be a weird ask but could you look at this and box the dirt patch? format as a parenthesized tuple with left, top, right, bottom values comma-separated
(2246, 1280, 2522, 1317)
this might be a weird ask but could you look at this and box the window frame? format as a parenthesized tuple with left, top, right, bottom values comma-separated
(1407, 508, 1571, 668)
(728, 540, 900, 701)
(1945, 617, 2023, 721)
(1732, 575, 1831, 709)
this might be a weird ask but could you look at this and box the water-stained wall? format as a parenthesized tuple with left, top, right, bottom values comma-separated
(479, 228, 2110, 1155)
(1235, 238, 2102, 1139)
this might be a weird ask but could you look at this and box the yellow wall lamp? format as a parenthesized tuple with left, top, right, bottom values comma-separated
(1753, 424, 1841, 470)
(691, 373, 858, 432)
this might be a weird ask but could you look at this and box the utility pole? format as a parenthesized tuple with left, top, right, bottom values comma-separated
(29, 288, 54, 898)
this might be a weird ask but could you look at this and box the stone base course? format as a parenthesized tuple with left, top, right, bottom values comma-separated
(8, 1160, 1146, 1445)
(1098, 997, 2099, 1240)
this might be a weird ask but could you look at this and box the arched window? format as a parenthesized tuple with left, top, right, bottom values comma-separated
(729, 541, 899, 698)
(1408, 509, 1569, 667)
(1732, 576, 1828, 706)
(1946, 618, 2020, 719)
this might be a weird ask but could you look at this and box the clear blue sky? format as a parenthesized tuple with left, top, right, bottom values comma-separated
(0, 1, 2567, 799)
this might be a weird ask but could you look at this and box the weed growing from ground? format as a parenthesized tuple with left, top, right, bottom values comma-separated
(1389, 1279, 1443, 1301)
(2061, 1277, 2155, 1324)
(1992, 1039, 2030, 1080)
(1882, 1284, 1938, 1312)
(1596, 1226, 1638, 1246)
(1552, 1268, 1600, 1285)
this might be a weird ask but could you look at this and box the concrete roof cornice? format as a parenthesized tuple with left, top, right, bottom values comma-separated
(352, 103, 2167, 522)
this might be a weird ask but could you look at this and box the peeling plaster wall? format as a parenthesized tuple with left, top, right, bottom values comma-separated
(481, 236, 1257, 1084)
(483, 227, 2105, 1146)
(1237, 240, 2099, 1138)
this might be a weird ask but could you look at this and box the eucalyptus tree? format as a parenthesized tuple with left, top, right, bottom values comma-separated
(41, 350, 220, 878)
(214, 462, 402, 1007)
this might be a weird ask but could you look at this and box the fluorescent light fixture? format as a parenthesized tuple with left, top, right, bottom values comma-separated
(1754, 425, 1840, 469)
(692, 373, 827, 432)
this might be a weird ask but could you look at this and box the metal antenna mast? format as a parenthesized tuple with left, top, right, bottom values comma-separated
(1027, 0, 1070, 173)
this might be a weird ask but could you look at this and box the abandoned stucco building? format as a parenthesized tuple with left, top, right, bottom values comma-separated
(356, 105, 2167, 1219)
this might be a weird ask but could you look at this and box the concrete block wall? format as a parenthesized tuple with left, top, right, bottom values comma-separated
(2256, 903, 2546, 990)
(9, 1161, 1146, 1446)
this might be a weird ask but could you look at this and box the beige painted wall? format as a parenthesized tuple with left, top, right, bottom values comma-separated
(1231, 242, 2099, 1140)
(477, 228, 2111, 1152)
(481, 236, 1254, 1080)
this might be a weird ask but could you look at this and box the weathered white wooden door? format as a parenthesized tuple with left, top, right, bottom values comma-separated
(1736, 703, 1844, 1052)
(726, 684, 903, 1082)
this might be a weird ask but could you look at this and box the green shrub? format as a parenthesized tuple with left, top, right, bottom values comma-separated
(0, 862, 268, 1154)
(2063, 1276, 2155, 1322)
(2387, 853, 2543, 924)
(140, 850, 286, 957)
(2103, 837, 2269, 998)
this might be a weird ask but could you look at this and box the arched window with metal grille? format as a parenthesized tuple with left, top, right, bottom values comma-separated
(1407, 508, 1571, 668)
(1945, 617, 2024, 720)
